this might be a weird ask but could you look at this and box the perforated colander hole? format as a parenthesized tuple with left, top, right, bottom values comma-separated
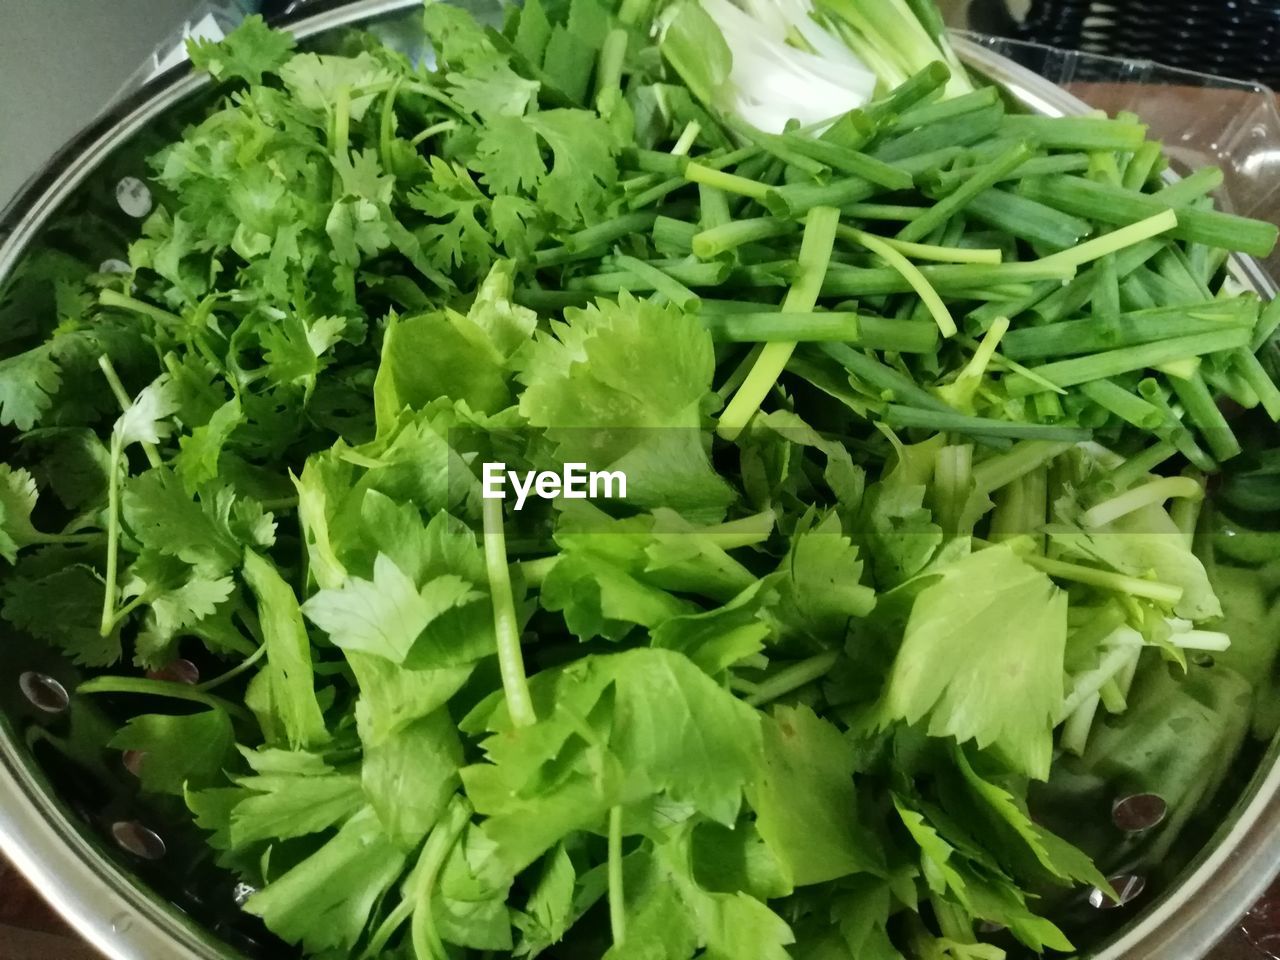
(1090, 873, 1146, 909)
(121, 750, 147, 777)
(115, 177, 153, 219)
(18, 671, 69, 713)
(146, 658, 199, 684)
(232, 882, 257, 907)
(1111, 793, 1168, 833)
(111, 821, 166, 860)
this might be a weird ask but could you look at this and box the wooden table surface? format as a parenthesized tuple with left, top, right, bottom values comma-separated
(3, 77, 1280, 960)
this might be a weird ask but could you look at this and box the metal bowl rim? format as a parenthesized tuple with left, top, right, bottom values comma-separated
(0, 9, 1276, 960)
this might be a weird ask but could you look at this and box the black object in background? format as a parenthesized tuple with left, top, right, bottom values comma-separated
(969, 0, 1280, 88)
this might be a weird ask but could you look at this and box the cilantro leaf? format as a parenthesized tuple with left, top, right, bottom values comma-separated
(0, 465, 47, 562)
(0, 345, 61, 431)
(174, 397, 242, 496)
(766, 512, 877, 647)
(187, 15, 296, 86)
(122, 470, 242, 573)
(348, 650, 473, 747)
(514, 843, 577, 954)
(607, 830, 795, 960)
(464, 648, 764, 873)
(2, 559, 116, 666)
(527, 110, 618, 224)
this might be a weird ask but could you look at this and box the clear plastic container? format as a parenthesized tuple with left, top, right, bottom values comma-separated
(961, 32, 1280, 282)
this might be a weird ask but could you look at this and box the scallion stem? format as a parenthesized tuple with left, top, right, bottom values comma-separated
(685, 161, 771, 201)
(1035, 210, 1178, 272)
(613, 255, 700, 310)
(844, 229, 956, 337)
(885, 405, 1089, 442)
(692, 217, 795, 259)
(837, 225, 1001, 264)
(718, 206, 841, 440)
(1168, 371, 1241, 461)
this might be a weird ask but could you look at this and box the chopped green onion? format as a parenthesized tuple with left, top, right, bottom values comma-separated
(1005, 328, 1253, 396)
(719, 206, 841, 440)
(1034, 210, 1178, 272)
(844, 228, 956, 337)
(613, 255, 702, 310)
(885, 405, 1091, 442)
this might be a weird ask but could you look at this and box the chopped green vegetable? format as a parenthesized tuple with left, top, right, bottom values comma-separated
(0, 3, 1276, 959)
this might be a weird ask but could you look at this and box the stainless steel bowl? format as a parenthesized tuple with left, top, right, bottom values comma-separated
(0, 4, 1276, 959)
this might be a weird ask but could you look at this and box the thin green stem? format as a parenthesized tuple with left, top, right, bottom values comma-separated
(671, 121, 701, 157)
(1168, 371, 1241, 461)
(608, 806, 626, 948)
(1081, 476, 1203, 528)
(838, 225, 1000, 264)
(407, 797, 473, 960)
(745, 651, 840, 707)
(379, 79, 402, 171)
(718, 207, 840, 440)
(409, 120, 458, 147)
(107, 594, 147, 632)
(613, 255, 700, 310)
(692, 217, 795, 259)
(885, 405, 1090, 442)
(1006, 328, 1252, 396)
(685, 161, 771, 201)
(1025, 555, 1183, 605)
(99, 430, 124, 637)
(972, 441, 1073, 497)
(595, 27, 628, 101)
(1036, 210, 1178, 272)
(98, 289, 182, 328)
(98, 354, 161, 468)
(845, 230, 956, 337)
(899, 141, 1034, 244)
(1079, 379, 1163, 430)
(483, 497, 536, 728)
(1101, 440, 1178, 493)
(77, 676, 253, 721)
(196, 644, 268, 692)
